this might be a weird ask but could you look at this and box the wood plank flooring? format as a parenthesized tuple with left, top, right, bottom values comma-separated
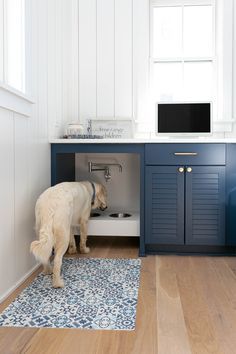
(1, 237, 236, 354)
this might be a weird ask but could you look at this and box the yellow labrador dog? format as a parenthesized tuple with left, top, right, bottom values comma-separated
(30, 181, 107, 288)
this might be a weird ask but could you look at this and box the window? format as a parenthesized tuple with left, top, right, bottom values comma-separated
(151, 0, 215, 104)
(0, 0, 25, 92)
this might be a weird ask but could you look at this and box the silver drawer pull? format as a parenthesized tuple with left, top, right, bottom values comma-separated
(174, 152, 198, 156)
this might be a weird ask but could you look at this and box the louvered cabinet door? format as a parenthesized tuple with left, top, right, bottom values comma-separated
(145, 166, 185, 244)
(185, 166, 225, 245)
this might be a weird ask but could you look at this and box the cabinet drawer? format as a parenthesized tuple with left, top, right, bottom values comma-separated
(145, 143, 226, 165)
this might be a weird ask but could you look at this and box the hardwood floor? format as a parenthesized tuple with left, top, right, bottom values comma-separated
(1, 237, 236, 354)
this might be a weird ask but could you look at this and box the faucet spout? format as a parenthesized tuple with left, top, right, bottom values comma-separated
(88, 162, 122, 182)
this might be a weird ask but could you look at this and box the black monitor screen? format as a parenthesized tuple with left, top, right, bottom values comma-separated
(157, 103, 211, 133)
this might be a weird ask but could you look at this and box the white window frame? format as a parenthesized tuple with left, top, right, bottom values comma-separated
(150, 0, 234, 131)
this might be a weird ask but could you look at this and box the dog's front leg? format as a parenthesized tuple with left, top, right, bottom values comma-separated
(80, 220, 90, 254)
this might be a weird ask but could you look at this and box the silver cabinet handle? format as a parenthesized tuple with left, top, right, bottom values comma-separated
(186, 167, 192, 173)
(174, 152, 198, 156)
(178, 167, 184, 173)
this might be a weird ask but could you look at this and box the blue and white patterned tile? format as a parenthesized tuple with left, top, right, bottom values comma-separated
(0, 258, 141, 330)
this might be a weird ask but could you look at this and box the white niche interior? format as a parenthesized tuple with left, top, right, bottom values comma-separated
(75, 153, 140, 237)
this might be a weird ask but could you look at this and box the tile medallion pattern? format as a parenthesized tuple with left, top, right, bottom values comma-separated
(0, 258, 141, 330)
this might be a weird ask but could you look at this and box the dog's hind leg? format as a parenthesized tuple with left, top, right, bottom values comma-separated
(68, 229, 77, 255)
(52, 228, 69, 288)
(80, 220, 90, 254)
(43, 263, 52, 275)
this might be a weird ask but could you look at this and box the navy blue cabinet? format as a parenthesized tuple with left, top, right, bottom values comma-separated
(226, 144, 236, 246)
(185, 166, 225, 245)
(51, 141, 235, 254)
(145, 144, 226, 248)
(145, 166, 185, 244)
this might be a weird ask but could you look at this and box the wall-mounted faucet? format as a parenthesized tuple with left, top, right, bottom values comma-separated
(88, 162, 122, 182)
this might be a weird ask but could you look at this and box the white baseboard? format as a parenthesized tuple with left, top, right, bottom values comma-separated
(0, 263, 40, 304)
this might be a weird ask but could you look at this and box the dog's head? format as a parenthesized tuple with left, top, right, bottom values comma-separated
(92, 183, 107, 211)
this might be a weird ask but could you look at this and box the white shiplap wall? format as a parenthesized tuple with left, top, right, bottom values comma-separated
(48, 0, 150, 138)
(48, 0, 79, 138)
(0, 105, 50, 301)
(0, 0, 50, 301)
(79, 0, 150, 128)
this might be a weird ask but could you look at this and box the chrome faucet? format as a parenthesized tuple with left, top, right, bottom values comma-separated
(88, 162, 122, 182)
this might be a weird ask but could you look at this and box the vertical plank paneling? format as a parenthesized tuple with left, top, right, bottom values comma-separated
(47, 0, 148, 136)
(47, 0, 57, 138)
(0, 0, 51, 300)
(222, 0, 233, 122)
(78, 0, 97, 125)
(37, 0, 50, 192)
(115, 0, 133, 117)
(0, 108, 15, 296)
(14, 114, 33, 280)
(62, 0, 71, 127)
(0, 0, 4, 81)
(133, 0, 150, 131)
(37, 0, 48, 140)
(55, 0, 63, 136)
(97, 0, 115, 117)
(29, 0, 41, 192)
(25, 0, 32, 95)
(68, 0, 79, 123)
(25, 0, 50, 278)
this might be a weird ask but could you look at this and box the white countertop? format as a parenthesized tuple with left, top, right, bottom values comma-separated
(50, 137, 236, 144)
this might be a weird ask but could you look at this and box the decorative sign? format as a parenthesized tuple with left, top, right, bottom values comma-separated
(87, 118, 134, 139)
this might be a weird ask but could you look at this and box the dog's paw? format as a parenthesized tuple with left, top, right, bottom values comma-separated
(68, 246, 77, 255)
(80, 246, 90, 254)
(53, 278, 65, 288)
(43, 265, 53, 275)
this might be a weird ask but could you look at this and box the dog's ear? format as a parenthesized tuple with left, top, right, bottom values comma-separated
(97, 184, 106, 198)
(96, 184, 107, 202)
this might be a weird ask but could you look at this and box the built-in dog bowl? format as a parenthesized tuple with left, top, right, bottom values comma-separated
(109, 213, 131, 218)
(90, 212, 101, 217)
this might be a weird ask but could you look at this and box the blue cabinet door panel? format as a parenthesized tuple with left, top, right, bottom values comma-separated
(145, 166, 184, 244)
(185, 166, 225, 245)
(226, 144, 236, 246)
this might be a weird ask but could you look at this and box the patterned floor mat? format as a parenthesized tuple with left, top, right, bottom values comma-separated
(0, 258, 141, 330)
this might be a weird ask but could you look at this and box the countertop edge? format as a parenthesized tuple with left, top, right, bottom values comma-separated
(49, 138, 236, 144)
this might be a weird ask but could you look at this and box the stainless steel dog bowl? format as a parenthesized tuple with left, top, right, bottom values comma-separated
(109, 213, 131, 218)
(90, 212, 101, 217)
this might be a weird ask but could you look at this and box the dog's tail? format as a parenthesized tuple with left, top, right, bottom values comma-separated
(30, 217, 54, 265)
